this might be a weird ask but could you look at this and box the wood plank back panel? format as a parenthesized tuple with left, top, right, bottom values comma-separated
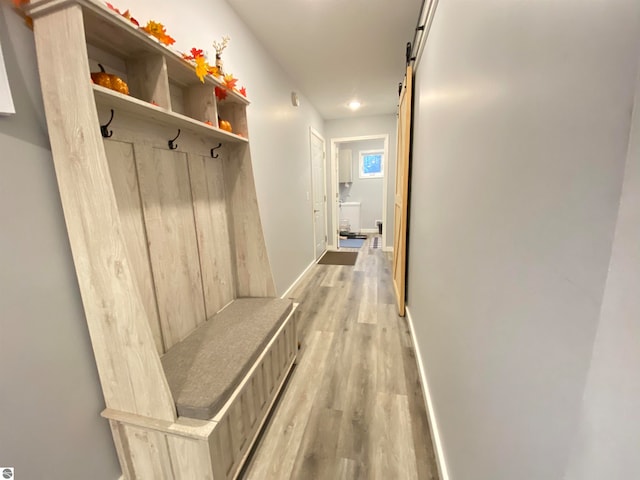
(217, 102, 249, 139)
(184, 84, 218, 124)
(32, 4, 176, 421)
(188, 153, 236, 318)
(135, 145, 206, 349)
(223, 145, 276, 297)
(126, 54, 172, 108)
(105, 140, 164, 353)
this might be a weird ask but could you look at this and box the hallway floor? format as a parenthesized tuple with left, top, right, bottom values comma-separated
(241, 237, 440, 479)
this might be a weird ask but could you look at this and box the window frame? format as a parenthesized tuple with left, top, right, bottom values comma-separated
(358, 149, 384, 179)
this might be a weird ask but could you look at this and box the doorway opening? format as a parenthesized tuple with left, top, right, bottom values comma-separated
(330, 134, 389, 250)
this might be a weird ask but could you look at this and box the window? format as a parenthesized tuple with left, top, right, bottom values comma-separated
(359, 150, 384, 178)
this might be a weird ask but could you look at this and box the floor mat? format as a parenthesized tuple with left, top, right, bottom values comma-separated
(340, 232, 367, 239)
(339, 238, 365, 248)
(317, 251, 359, 266)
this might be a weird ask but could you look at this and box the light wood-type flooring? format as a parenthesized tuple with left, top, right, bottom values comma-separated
(240, 236, 440, 480)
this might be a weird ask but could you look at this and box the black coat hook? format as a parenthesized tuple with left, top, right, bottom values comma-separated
(211, 143, 222, 158)
(168, 129, 181, 150)
(101, 109, 114, 138)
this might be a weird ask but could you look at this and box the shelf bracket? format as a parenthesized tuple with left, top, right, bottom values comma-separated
(211, 143, 222, 158)
(168, 129, 181, 150)
(100, 109, 114, 138)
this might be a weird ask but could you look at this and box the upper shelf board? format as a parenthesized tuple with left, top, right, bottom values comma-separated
(93, 84, 249, 144)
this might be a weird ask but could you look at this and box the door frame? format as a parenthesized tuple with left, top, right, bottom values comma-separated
(309, 126, 328, 260)
(330, 134, 389, 250)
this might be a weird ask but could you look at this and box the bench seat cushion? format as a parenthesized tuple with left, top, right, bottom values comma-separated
(161, 297, 293, 420)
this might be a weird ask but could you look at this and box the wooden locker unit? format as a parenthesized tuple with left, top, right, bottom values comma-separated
(25, 1, 295, 478)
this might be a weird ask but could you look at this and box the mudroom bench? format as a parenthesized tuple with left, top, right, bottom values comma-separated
(24, 0, 296, 478)
(103, 298, 297, 480)
(163, 298, 296, 420)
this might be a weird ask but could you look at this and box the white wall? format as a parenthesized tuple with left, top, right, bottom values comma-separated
(130, 0, 324, 294)
(407, 1, 640, 479)
(325, 114, 397, 247)
(0, 0, 323, 476)
(338, 139, 385, 231)
(563, 60, 640, 480)
(0, 6, 121, 478)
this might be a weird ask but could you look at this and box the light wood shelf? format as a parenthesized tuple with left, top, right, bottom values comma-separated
(93, 85, 248, 144)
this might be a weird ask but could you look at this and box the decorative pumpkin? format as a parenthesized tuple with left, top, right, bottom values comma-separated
(110, 76, 129, 95)
(90, 64, 111, 89)
(91, 64, 129, 95)
(219, 119, 232, 133)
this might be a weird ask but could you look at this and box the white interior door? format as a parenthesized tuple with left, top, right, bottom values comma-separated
(310, 128, 327, 259)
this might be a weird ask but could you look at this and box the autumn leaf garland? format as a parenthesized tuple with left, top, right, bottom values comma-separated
(224, 74, 238, 91)
(12, 0, 248, 98)
(214, 86, 227, 101)
(107, 3, 175, 46)
(106, 3, 140, 26)
(182, 48, 219, 83)
(214, 75, 246, 100)
(183, 49, 247, 98)
(104, 4, 246, 93)
(141, 20, 176, 46)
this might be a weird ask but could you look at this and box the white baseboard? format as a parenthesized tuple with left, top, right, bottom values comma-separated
(280, 258, 316, 299)
(405, 307, 450, 480)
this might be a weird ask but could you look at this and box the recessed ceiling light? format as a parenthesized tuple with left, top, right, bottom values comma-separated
(348, 100, 361, 111)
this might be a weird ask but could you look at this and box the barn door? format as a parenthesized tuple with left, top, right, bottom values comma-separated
(392, 65, 412, 316)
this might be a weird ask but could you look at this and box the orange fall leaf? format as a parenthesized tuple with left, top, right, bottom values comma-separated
(215, 86, 227, 101)
(142, 20, 176, 46)
(122, 10, 140, 26)
(182, 48, 204, 61)
(194, 56, 210, 83)
(223, 74, 238, 91)
(105, 2, 120, 13)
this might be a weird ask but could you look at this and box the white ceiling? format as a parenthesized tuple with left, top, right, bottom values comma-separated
(226, 0, 423, 120)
